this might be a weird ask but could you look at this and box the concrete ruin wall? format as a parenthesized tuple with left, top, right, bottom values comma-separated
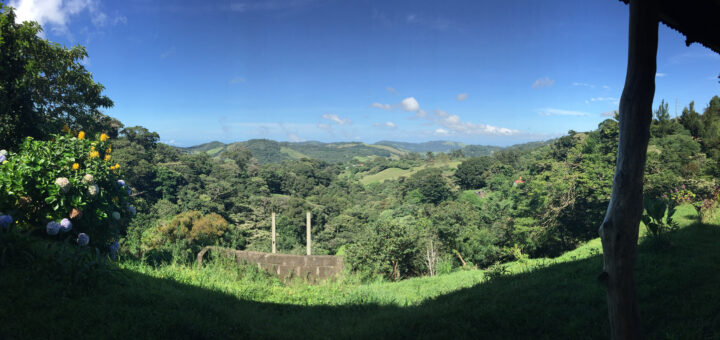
(197, 246, 344, 283)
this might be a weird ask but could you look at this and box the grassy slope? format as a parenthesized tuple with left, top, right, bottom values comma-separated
(2, 205, 720, 338)
(360, 160, 461, 185)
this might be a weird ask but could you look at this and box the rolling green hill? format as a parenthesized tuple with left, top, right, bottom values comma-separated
(180, 139, 551, 164)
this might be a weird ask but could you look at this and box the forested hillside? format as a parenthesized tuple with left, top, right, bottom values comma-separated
(3, 3, 720, 337)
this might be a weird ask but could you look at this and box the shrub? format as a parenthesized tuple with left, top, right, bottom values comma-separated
(641, 196, 678, 244)
(0, 132, 135, 250)
(140, 210, 229, 261)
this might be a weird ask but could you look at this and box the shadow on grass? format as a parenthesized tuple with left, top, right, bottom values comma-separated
(2, 224, 720, 339)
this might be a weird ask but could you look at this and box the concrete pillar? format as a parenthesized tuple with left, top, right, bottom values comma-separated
(271, 212, 276, 254)
(306, 211, 311, 256)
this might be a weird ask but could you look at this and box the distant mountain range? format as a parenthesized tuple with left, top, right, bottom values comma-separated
(179, 139, 551, 164)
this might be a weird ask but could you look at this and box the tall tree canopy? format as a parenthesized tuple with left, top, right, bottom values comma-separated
(0, 4, 115, 150)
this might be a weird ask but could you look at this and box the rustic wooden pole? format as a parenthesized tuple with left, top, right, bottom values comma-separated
(306, 211, 311, 256)
(271, 212, 276, 254)
(599, 0, 657, 338)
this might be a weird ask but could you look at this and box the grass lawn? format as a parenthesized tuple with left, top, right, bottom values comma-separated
(2, 205, 719, 338)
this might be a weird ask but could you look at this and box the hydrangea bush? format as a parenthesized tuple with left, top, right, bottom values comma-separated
(0, 131, 136, 252)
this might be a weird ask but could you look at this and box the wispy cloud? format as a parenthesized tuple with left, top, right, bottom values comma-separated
(386, 87, 398, 95)
(229, 77, 246, 84)
(371, 102, 392, 110)
(403, 12, 460, 31)
(656, 72, 667, 77)
(456, 93, 468, 101)
(572, 82, 595, 89)
(373, 121, 397, 129)
(229, 0, 318, 12)
(160, 46, 176, 59)
(532, 77, 555, 89)
(601, 110, 617, 117)
(589, 97, 618, 102)
(322, 113, 351, 125)
(538, 108, 590, 116)
(287, 133, 304, 142)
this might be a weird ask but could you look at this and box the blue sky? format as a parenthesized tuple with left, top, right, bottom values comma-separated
(7, 0, 720, 146)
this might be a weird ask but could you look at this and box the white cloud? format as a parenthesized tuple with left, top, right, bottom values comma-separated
(9, 0, 111, 36)
(371, 102, 392, 110)
(386, 87, 398, 95)
(572, 82, 595, 89)
(532, 77, 555, 89)
(401, 97, 420, 111)
(601, 110, 618, 117)
(113, 14, 127, 25)
(287, 133, 304, 142)
(602, 85, 611, 90)
(456, 93, 468, 101)
(322, 113, 351, 125)
(538, 108, 590, 116)
(656, 72, 667, 77)
(589, 97, 618, 102)
(230, 0, 317, 12)
(433, 110, 519, 136)
(373, 121, 398, 129)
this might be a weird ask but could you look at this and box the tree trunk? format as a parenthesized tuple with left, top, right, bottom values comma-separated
(599, 0, 657, 339)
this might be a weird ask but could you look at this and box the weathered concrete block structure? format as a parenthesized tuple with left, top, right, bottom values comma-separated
(197, 246, 343, 283)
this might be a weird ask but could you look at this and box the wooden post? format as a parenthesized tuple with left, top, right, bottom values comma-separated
(271, 212, 276, 254)
(599, 0, 657, 338)
(306, 211, 311, 256)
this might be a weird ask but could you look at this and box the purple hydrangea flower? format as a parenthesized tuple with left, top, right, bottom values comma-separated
(0, 155, 6, 163)
(0, 215, 12, 229)
(77, 233, 89, 246)
(60, 218, 72, 232)
(126, 187, 132, 196)
(126, 205, 137, 217)
(117, 179, 126, 187)
(109, 241, 120, 260)
(46, 221, 61, 235)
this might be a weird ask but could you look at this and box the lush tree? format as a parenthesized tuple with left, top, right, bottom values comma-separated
(405, 168, 455, 204)
(0, 5, 114, 150)
(455, 156, 497, 189)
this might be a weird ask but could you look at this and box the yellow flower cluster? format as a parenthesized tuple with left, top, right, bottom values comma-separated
(72, 163, 79, 170)
(78, 131, 85, 140)
(104, 154, 111, 162)
(90, 151, 100, 159)
(100, 133, 109, 142)
(110, 163, 120, 171)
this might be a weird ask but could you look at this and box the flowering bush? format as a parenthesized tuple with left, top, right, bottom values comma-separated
(666, 185, 696, 204)
(0, 131, 136, 252)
